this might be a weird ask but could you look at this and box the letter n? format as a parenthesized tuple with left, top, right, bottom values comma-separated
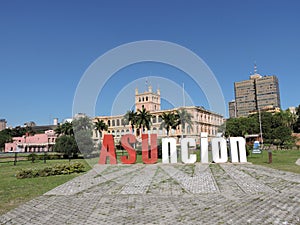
(162, 138, 177, 163)
(229, 137, 247, 163)
(142, 134, 158, 164)
(98, 134, 117, 164)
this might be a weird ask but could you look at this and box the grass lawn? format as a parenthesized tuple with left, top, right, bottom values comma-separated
(0, 153, 152, 215)
(0, 159, 92, 215)
(247, 149, 300, 174)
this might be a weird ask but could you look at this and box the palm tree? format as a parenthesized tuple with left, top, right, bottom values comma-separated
(55, 122, 74, 136)
(136, 108, 152, 134)
(94, 119, 108, 139)
(159, 112, 180, 137)
(177, 108, 193, 136)
(61, 122, 74, 136)
(283, 109, 297, 130)
(54, 124, 63, 136)
(123, 110, 137, 134)
(73, 116, 92, 132)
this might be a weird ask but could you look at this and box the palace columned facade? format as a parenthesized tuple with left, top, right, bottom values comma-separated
(93, 86, 224, 144)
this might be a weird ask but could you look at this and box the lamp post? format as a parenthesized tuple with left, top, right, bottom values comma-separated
(258, 108, 263, 147)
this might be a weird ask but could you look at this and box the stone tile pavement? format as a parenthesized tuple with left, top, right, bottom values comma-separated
(1, 163, 300, 224)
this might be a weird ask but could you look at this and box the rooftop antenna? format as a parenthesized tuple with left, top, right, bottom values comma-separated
(254, 61, 258, 74)
(145, 78, 148, 92)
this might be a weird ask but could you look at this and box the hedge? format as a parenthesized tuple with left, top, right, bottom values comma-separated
(16, 162, 85, 179)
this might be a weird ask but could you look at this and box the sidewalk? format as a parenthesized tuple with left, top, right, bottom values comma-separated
(1, 163, 300, 224)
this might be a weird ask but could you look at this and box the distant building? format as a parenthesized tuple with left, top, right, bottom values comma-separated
(228, 100, 237, 118)
(53, 118, 59, 126)
(234, 65, 281, 117)
(135, 86, 161, 112)
(24, 121, 36, 127)
(4, 130, 57, 152)
(93, 86, 224, 144)
(23, 118, 59, 133)
(288, 107, 297, 114)
(0, 119, 7, 131)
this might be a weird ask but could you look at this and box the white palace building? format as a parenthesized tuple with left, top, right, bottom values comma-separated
(92, 86, 224, 144)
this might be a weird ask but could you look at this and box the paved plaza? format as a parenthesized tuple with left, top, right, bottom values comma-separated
(1, 163, 300, 224)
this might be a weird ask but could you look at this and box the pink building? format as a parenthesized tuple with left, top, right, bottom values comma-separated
(5, 130, 57, 152)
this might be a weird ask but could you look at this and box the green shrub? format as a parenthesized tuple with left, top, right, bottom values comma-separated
(16, 162, 85, 179)
(16, 168, 40, 179)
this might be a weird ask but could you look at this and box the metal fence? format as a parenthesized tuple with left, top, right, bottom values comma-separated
(0, 152, 63, 165)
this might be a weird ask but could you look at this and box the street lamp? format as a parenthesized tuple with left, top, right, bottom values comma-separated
(258, 108, 263, 147)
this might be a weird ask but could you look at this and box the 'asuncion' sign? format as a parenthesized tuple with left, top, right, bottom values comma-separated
(98, 132, 247, 164)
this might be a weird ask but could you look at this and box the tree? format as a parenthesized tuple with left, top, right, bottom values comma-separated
(94, 119, 108, 139)
(75, 130, 95, 157)
(10, 126, 27, 137)
(54, 135, 79, 159)
(159, 112, 180, 137)
(54, 124, 63, 136)
(72, 116, 93, 133)
(224, 117, 259, 137)
(177, 108, 193, 136)
(73, 116, 94, 157)
(55, 122, 74, 136)
(271, 126, 293, 148)
(282, 109, 297, 130)
(136, 108, 152, 134)
(0, 126, 30, 151)
(0, 130, 12, 150)
(123, 110, 137, 134)
(224, 110, 295, 147)
(293, 105, 300, 133)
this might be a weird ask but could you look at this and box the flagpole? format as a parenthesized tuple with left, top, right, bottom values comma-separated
(181, 83, 185, 141)
(182, 83, 185, 107)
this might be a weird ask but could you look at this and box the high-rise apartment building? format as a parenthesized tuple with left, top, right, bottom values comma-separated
(228, 100, 237, 118)
(234, 68, 280, 117)
(0, 119, 7, 131)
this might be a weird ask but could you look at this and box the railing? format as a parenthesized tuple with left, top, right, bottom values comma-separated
(0, 152, 64, 165)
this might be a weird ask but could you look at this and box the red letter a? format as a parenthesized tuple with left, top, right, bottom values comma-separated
(120, 134, 137, 164)
(142, 134, 158, 164)
(98, 134, 117, 164)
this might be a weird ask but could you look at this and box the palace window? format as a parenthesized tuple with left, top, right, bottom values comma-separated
(152, 116, 157, 123)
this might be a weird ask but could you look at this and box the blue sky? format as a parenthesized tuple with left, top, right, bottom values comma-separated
(0, 0, 299, 127)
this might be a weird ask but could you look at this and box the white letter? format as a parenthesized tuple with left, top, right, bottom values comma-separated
(211, 137, 228, 163)
(200, 132, 209, 163)
(181, 138, 197, 164)
(229, 137, 247, 163)
(162, 138, 177, 163)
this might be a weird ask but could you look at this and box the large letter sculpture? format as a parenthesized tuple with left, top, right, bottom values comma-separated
(142, 134, 158, 164)
(98, 134, 117, 164)
(181, 138, 197, 163)
(200, 132, 209, 163)
(162, 138, 177, 163)
(211, 137, 228, 163)
(229, 137, 247, 163)
(120, 134, 137, 164)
